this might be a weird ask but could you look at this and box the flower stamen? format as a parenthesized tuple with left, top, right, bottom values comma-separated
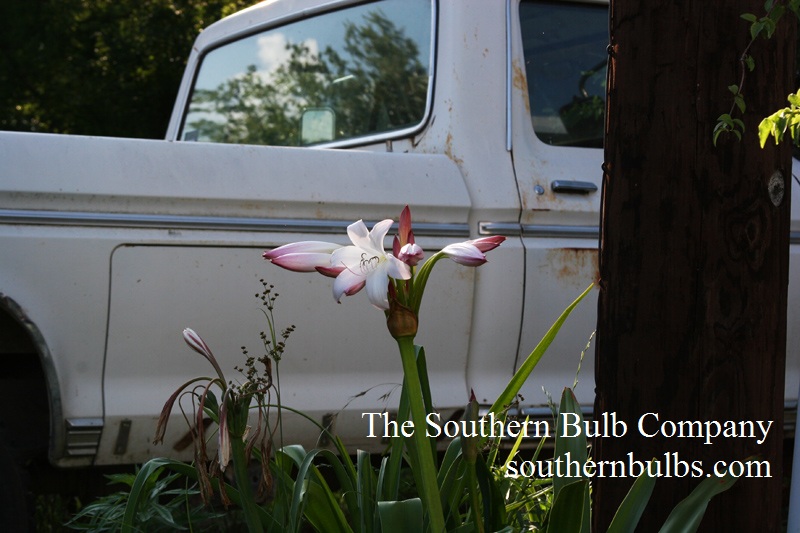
(359, 253, 381, 274)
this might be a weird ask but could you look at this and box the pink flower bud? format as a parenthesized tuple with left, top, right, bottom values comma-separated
(262, 241, 342, 273)
(469, 235, 505, 253)
(441, 242, 487, 266)
(398, 242, 424, 266)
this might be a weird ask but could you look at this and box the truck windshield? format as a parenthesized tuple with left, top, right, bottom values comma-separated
(520, 1, 608, 148)
(180, 0, 432, 147)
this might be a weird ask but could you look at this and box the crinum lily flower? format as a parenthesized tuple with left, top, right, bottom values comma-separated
(441, 236, 505, 266)
(263, 208, 504, 312)
(262, 241, 343, 277)
(263, 219, 411, 310)
(331, 219, 411, 310)
(261, 206, 505, 532)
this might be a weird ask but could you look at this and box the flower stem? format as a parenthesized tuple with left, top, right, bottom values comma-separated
(396, 336, 445, 532)
(230, 431, 264, 533)
(466, 464, 485, 533)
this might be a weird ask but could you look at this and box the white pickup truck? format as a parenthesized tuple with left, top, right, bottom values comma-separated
(1, 0, 797, 479)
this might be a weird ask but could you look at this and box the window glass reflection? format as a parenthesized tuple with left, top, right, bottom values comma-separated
(520, 1, 607, 148)
(181, 0, 432, 146)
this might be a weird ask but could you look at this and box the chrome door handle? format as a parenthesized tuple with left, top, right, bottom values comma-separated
(551, 180, 598, 194)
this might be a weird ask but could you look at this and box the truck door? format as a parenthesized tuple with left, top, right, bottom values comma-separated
(100, 0, 477, 462)
(509, 0, 608, 412)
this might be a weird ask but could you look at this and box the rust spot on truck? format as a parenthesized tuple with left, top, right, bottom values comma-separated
(511, 60, 530, 115)
(444, 133, 463, 166)
(544, 248, 599, 286)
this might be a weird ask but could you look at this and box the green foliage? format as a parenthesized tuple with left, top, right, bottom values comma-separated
(605, 462, 656, 532)
(658, 469, 739, 533)
(74, 259, 740, 531)
(758, 89, 800, 146)
(714, 0, 800, 146)
(552, 389, 591, 533)
(547, 480, 590, 533)
(741, 0, 800, 40)
(0, 0, 253, 138)
(540, 388, 738, 533)
(713, 113, 745, 144)
(485, 283, 594, 436)
(73, 283, 740, 532)
(377, 499, 423, 532)
(66, 467, 225, 531)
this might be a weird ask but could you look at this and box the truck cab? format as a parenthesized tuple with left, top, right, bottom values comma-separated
(0, 0, 796, 477)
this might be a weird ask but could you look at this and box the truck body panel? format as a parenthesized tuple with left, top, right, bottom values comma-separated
(1, 0, 796, 469)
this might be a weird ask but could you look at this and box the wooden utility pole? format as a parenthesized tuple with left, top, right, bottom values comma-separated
(594, 1, 794, 531)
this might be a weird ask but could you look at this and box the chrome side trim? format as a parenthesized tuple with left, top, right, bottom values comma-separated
(0, 209, 470, 238)
(65, 418, 103, 457)
(479, 221, 522, 236)
(524, 224, 600, 240)
(480, 222, 599, 240)
(487, 224, 800, 244)
(522, 224, 600, 240)
(6, 209, 799, 243)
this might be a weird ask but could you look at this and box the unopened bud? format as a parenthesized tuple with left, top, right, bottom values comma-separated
(462, 389, 479, 464)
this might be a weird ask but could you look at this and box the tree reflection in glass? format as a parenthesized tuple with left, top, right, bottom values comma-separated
(181, 0, 431, 147)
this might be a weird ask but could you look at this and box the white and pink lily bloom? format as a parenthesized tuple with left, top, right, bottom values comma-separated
(397, 242, 425, 266)
(331, 219, 411, 310)
(262, 241, 343, 277)
(263, 207, 504, 312)
(441, 236, 506, 267)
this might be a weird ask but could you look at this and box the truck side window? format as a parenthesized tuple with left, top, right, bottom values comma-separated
(180, 0, 432, 147)
(520, 1, 608, 148)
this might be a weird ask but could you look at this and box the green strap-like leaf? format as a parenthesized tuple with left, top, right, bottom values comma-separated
(606, 459, 658, 533)
(545, 479, 589, 533)
(483, 283, 594, 446)
(121, 457, 270, 532)
(121, 459, 170, 533)
(288, 448, 352, 533)
(475, 454, 507, 531)
(377, 498, 424, 533)
(552, 388, 590, 533)
(658, 469, 738, 533)
(552, 388, 588, 496)
(357, 449, 377, 533)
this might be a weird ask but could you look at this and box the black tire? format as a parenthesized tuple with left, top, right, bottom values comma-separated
(0, 438, 30, 532)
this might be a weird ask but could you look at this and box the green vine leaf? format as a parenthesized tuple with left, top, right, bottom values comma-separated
(750, 20, 765, 39)
(758, 90, 800, 147)
(734, 94, 746, 113)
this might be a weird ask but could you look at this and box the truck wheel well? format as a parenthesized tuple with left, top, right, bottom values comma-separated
(0, 303, 51, 461)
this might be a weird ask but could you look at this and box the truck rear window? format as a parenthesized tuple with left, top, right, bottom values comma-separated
(520, 1, 608, 148)
(180, 0, 432, 147)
